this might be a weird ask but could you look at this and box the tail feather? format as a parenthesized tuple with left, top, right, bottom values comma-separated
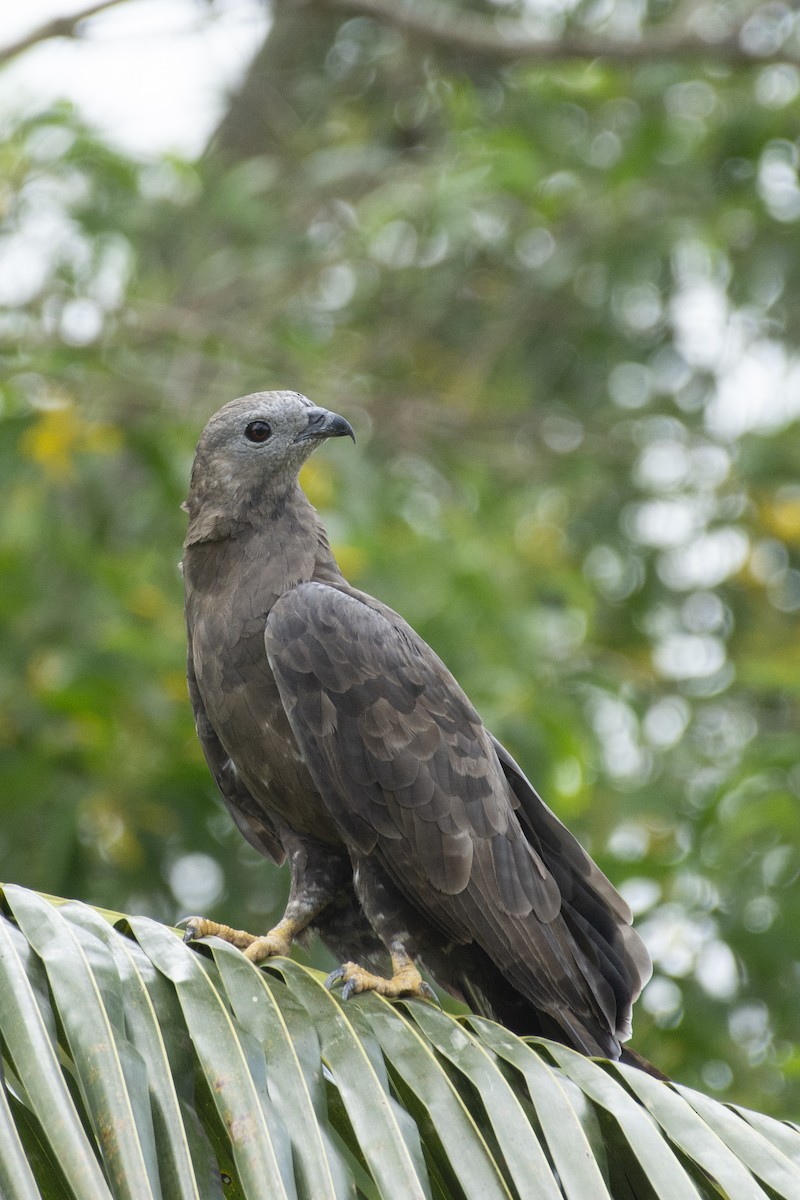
(457, 962, 668, 1078)
(619, 1045, 670, 1080)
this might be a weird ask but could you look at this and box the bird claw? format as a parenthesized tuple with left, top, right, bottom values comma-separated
(325, 959, 437, 1004)
(178, 916, 261, 952)
(325, 966, 346, 989)
(179, 915, 209, 944)
(325, 965, 361, 1000)
(324, 966, 368, 1000)
(419, 981, 441, 1006)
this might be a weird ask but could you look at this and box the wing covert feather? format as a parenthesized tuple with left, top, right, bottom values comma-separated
(265, 581, 650, 1050)
(265, 582, 558, 915)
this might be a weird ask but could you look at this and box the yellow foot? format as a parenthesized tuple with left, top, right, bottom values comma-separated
(180, 916, 296, 963)
(180, 916, 259, 951)
(325, 956, 437, 1003)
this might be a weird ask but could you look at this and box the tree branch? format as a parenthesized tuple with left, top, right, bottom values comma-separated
(4, 0, 796, 76)
(320, 0, 800, 69)
(0, 0, 131, 67)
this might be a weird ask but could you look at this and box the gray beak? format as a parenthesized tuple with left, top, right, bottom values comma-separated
(293, 407, 355, 445)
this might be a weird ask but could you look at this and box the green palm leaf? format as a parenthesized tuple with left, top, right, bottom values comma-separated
(0, 885, 798, 1200)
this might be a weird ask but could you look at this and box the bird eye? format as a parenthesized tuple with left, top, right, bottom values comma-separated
(245, 420, 272, 444)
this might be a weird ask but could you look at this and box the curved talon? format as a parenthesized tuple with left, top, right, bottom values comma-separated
(180, 916, 208, 944)
(324, 957, 436, 1003)
(177, 916, 269, 953)
(179, 915, 301, 959)
(419, 982, 440, 1006)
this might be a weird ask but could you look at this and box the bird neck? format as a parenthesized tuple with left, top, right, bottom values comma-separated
(184, 480, 313, 545)
(182, 482, 345, 600)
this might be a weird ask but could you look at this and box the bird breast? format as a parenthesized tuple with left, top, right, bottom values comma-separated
(184, 538, 341, 843)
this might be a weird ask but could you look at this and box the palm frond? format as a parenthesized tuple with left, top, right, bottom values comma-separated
(1, 885, 798, 1200)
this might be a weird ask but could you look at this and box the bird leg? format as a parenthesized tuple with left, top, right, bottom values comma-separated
(182, 838, 353, 963)
(180, 916, 260, 951)
(326, 942, 438, 1003)
(241, 915, 304, 963)
(180, 913, 305, 962)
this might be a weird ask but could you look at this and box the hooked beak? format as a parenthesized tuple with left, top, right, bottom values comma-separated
(293, 407, 355, 445)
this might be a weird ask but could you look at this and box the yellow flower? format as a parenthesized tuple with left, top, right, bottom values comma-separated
(20, 403, 122, 480)
(762, 496, 800, 545)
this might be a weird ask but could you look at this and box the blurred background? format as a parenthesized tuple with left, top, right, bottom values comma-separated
(2, 0, 800, 1115)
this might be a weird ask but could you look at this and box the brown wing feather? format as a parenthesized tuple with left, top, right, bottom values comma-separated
(490, 736, 652, 1039)
(265, 581, 649, 1053)
(266, 583, 555, 904)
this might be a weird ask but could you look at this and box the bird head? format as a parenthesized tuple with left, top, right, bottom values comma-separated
(184, 390, 354, 526)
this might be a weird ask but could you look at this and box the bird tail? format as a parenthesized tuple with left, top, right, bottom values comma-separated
(618, 1045, 670, 1080)
(458, 965, 668, 1078)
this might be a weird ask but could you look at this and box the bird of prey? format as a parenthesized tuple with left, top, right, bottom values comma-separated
(182, 390, 653, 1065)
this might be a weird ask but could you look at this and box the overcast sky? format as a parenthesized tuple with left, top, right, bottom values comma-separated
(0, 0, 267, 156)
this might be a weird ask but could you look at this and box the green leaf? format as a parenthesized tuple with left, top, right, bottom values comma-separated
(363, 999, 512, 1200)
(616, 1064, 768, 1199)
(0, 1075, 42, 1200)
(272, 959, 432, 1200)
(211, 942, 354, 1200)
(467, 1017, 612, 1200)
(4, 886, 160, 1199)
(60, 902, 209, 1200)
(1, 888, 799, 1200)
(542, 1043, 703, 1200)
(0, 902, 113, 1200)
(405, 1003, 557, 1200)
(677, 1085, 800, 1199)
(730, 1105, 800, 1166)
(128, 918, 296, 1200)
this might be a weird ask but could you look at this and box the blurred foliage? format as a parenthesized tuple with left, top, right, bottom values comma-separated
(2, 0, 800, 1116)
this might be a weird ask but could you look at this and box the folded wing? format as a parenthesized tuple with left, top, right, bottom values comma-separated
(265, 581, 650, 1055)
